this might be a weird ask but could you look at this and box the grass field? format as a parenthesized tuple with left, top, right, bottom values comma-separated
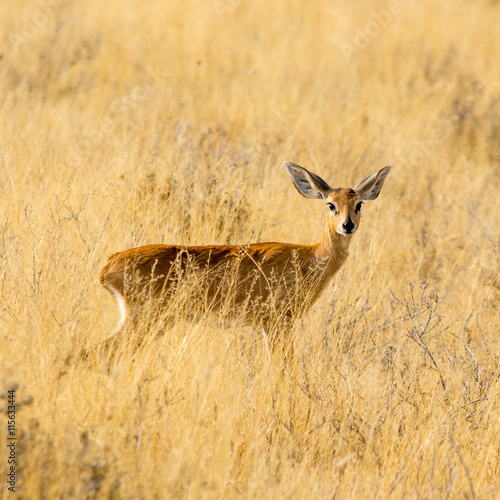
(1, 0, 499, 498)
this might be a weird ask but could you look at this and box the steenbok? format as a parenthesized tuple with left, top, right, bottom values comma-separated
(98, 162, 390, 349)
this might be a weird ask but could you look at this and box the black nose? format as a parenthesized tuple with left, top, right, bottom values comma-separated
(343, 219, 355, 232)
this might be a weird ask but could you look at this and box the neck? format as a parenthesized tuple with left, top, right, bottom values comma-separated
(312, 222, 352, 277)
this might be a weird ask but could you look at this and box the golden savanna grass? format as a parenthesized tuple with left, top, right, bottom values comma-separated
(1, 0, 499, 497)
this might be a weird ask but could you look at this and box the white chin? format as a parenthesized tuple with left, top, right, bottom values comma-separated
(337, 229, 355, 237)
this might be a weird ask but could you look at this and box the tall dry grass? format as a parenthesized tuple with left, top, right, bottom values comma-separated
(1, 0, 499, 498)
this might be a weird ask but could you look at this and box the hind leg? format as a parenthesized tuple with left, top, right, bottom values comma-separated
(100, 297, 170, 354)
(98, 286, 130, 354)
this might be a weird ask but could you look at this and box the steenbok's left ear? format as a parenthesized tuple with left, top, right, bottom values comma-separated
(354, 166, 391, 201)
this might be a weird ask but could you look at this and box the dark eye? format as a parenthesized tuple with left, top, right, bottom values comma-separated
(327, 202, 338, 214)
(355, 201, 363, 214)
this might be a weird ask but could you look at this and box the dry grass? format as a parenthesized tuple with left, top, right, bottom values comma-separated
(1, 0, 499, 498)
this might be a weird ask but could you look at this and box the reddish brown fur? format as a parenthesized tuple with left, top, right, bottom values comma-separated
(98, 163, 390, 344)
(99, 237, 348, 326)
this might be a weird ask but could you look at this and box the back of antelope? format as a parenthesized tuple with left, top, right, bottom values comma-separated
(99, 162, 390, 348)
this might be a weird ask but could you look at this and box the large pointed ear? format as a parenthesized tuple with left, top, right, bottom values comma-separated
(283, 162, 332, 200)
(354, 166, 391, 200)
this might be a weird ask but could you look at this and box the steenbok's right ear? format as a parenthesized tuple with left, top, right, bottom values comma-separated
(284, 162, 332, 200)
